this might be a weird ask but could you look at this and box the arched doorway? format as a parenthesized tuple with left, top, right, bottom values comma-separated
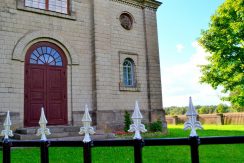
(24, 42, 67, 127)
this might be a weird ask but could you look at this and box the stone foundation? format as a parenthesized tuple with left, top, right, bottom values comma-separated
(95, 109, 165, 132)
(72, 109, 166, 132)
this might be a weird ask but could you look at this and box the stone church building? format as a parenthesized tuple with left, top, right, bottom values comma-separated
(0, 0, 164, 131)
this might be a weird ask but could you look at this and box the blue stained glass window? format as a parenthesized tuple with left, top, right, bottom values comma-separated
(123, 58, 135, 86)
(29, 46, 63, 66)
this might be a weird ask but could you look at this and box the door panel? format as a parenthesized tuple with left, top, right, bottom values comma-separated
(26, 66, 46, 126)
(29, 103, 43, 122)
(30, 91, 45, 101)
(49, 103, 62, 120)
(30, 68, 45, 90)
(47, 68, 67, 125)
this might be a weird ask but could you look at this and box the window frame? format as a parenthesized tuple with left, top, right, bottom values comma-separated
(123, 58, 135, 87)
(29, 46, 63, 66)
(24, 0, 70, 15)
(26, 41, 67, 67)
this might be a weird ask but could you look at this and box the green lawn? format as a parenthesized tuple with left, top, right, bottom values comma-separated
(1, 125, 244, 163)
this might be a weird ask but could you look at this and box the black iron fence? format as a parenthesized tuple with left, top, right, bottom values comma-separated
(1, 136, 244, 163)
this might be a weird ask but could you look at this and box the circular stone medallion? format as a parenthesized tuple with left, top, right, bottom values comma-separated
(120, 13, 133, 30)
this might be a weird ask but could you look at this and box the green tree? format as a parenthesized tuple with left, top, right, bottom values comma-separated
(198, 106, 216, 114)
(164, 106, 188, 116)
(230, 105, 244, 112)
(198, 106, 209, 114)
(216, 104, 229, 113)
(198, 0, 244, 107)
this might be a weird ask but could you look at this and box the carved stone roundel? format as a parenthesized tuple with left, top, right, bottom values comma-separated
(120, 13, 133, 30)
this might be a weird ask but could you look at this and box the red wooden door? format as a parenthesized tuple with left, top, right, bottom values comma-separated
(24, 42, 67, 127)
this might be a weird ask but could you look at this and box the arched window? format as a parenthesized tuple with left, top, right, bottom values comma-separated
(123, 58, 135, 86)
(29, 46, 63, 66)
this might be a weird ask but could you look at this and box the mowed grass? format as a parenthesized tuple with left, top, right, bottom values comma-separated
(1, 125, 243, 163)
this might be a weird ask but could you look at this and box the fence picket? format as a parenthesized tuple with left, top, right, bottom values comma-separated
(2, 139, 11, 163)
(134, 139, 143, 163)
(40, 141, 49, 163)
(83, 142, 92, 163)
(189, 136, 200, 163)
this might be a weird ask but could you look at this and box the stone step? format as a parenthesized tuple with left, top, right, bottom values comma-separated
(13, 132, 115, 140)
(15, 126, 81, 134)
(14, 132, 70, 140)
(15, 128, 36, 134)
(13, 126, 113, 140)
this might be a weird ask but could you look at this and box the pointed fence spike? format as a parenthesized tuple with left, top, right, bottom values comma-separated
(186, 96, 197, 116)
(82, 104, 92, 122)
(1, 111, 13, 139)
(131, 101, 143, 119)
(184, 97, 203, 137)
(39, 107, 48, 124)
(128, 101, 147, 139)
(4, 111, 12, 126)
(79, 104, 95, 143)
(36, 107, 51, 141)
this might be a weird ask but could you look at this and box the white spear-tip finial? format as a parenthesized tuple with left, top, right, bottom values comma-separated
(128, 100, 147, 139)
(186, 96, 197, 116)
(82, 104, 92, 122)
(1, 111, 13, 139)
(36, 107, 51, 141)
(79, 104, 95, 143)
(184, 97, 203, 136)
(132, 101, 143, 119)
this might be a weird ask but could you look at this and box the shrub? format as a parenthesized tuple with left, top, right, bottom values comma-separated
(124, 111, 132, 132)
(149, 120, 162, 132)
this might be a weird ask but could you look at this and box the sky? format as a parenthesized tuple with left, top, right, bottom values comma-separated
(156, 0, 226, 107)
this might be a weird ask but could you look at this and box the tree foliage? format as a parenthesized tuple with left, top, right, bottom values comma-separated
(164, 106, 188, 116)
(198, 106, 216, 114)
(198, 0, 244, 107)
(164, 104, 240, 115)
(216, 104, 229, 113)
(164, 103, 244, 115)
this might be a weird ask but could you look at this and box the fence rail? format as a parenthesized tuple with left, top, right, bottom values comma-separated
(1, 136, 244, 163)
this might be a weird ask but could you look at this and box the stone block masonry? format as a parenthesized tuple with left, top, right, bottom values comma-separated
(0, 0, 165, 131)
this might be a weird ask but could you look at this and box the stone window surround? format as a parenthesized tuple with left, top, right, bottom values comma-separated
(119, 51, 140, 92)
(17, 0, 76, 20)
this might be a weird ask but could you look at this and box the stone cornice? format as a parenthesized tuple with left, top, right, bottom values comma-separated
(111, 0, 162, 10)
